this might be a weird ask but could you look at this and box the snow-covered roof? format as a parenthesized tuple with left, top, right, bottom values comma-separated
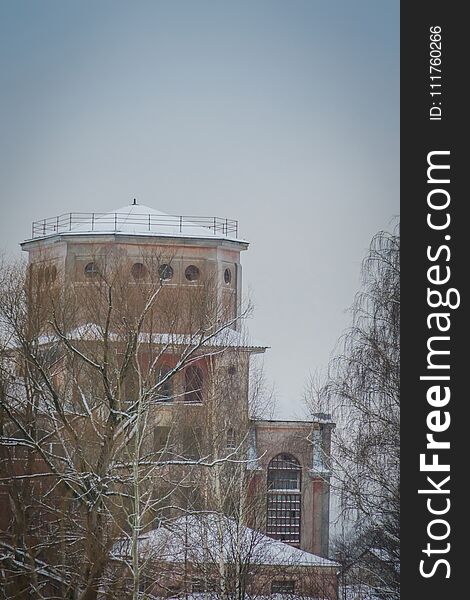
(35, 324, 268, 353)
(26, 203, 247, 244)
(113, 513, 339, 568)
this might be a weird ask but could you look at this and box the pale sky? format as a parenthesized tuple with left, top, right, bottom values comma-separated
(0, 0, 399, 418)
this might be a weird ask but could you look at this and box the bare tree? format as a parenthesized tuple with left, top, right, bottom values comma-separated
(105, 338, 277, 600)
(0, 250, 251, 600)
(306, 227, 399, 600)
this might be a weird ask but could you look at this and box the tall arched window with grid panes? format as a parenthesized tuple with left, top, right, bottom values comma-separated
(266, 453, 301, 546)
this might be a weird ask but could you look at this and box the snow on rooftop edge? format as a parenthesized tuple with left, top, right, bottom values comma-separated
(34, 325, 268, 351)
(113, 513, 339, 568)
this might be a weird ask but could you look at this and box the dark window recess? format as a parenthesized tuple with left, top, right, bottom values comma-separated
(131, 262, 146, 279)
(185, 365, 203, 402)
(224, 267, 232, 284)
(156, 365, 173, 401)
(158, 263, 174, 281)
(84, 262, 99, 277)
(154, 426, 171, 452)
(45, 265, 57, 283)
(182, 427, 201, 460)
(271, 580, 295, 594)
(185, 265, 200, 281)
(267, 454, 301, 546)
(226, 428, 237, 450)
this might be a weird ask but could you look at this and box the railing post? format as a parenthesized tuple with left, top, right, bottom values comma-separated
(213, 216, 216, 234)
(114, 213, 117, 231)
(91, 213, 95, 231)
(43, 219, 46, 235)
(179, 216, 183, 233)
(69, 214, 72, 231)
(148, 214, 151, 231)
(56, 215, 59, 232)
(225, 218, 228, 236)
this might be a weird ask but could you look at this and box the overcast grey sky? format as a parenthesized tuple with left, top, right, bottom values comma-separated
(0, 0, 399, 418)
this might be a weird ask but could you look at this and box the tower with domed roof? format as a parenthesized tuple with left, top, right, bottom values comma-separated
(22, 201, 248, 334)
(19, 201, 334, 558)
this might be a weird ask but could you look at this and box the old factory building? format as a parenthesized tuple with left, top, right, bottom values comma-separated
(1, 202, 336, 598)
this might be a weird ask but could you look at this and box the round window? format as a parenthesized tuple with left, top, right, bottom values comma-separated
(84, 262, 99, 277)
(132, 262, 146, 279)
(158, 263, 174, 281)
(224, 268, 232, 284)
(185, 265, 200, 281)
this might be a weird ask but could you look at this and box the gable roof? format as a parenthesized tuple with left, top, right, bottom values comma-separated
(114, 513, 338, 568)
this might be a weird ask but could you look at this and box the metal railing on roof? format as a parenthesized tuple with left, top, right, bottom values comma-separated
(31, 212, 239, 239)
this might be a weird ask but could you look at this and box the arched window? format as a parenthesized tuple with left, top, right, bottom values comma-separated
(185, 365, 203, 402)
(266, 453, 301, 546)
